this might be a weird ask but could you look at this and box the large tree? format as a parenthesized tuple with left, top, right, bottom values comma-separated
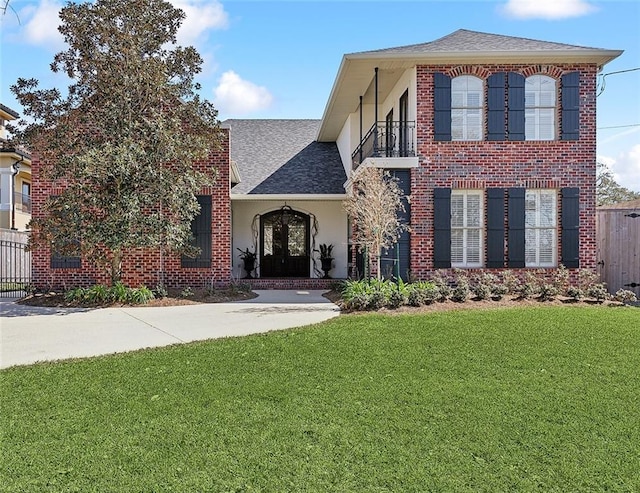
(10, 0, 221, 284)
(596, 161, 640, 206)
(343, 167, 408, 280)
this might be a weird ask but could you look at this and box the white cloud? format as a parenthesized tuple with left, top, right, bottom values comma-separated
(213, 71, 273, 115)
(501, 0, 597, 19)
(598, 145, 640, 192)
(170, 0, 229, 47)
(23, 0, 64, 48)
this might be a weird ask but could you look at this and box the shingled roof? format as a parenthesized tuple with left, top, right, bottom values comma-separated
(354, 29, 607, 56)
(222, 119, 346, 195)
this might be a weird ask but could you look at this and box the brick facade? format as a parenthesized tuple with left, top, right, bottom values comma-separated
(31, 130, 231, 291)
(409, 63, 598, 280)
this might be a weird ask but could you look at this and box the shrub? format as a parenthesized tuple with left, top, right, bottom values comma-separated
(501, 270, 521, 296)
(127, 286, 155, 304)
(407, 281, 439, 307)
(614, 289, 637, 304)
(538, 283, 559, 302)
(566, 286, 584, 301)
(451, 275, 470, 303)
(431, 271, 452, 301)
(587, 283, 610, 303)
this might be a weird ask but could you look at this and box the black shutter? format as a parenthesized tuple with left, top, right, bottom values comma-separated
(561, 187, 580, 268)
(434, 72, 452, 141)
(50, 194, 81, 269)
(433, 188, 451, 268)
(181, 195, 212, 268)
(561, 72, 580, 141)
(507, 72, 525, 141)
(487, 73, 506, 141)
(51, 251, 81, 269)
(507, 188, 525, 267)
(486, 188, 505, 268)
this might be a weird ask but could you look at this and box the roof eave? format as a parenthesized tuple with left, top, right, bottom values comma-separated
(318, 49, 623, 142)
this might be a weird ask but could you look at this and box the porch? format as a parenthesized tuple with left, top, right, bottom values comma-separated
(351, 120, 416, 171)
(243, 277, 342, 290)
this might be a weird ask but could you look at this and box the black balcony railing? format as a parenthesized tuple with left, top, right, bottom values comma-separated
(14, 192, 31, 213)
(351, 121, 415, 170)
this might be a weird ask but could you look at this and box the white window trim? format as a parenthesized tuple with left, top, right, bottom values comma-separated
(525, 189, 557, 268)
(451, 190, 484, 268)
(451, 75, 483, 142)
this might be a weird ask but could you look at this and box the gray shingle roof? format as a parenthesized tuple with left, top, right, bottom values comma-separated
(352, 29, 606, 56)
(222, 119, 346, 195)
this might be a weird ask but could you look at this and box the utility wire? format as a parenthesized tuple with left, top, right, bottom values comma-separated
(598, 123, 640, 130)
(597, 67, 640, 97)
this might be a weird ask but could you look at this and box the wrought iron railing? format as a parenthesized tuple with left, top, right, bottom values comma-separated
(351, 121, 415, 170)
(14, 192, 31, 213)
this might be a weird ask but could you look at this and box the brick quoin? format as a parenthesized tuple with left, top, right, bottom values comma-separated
(31, 130, 231, 290)
(410, 63, 598, 281)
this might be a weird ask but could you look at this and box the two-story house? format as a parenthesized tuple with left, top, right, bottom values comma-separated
(0, 104, 32, 232)
(29, 29, 622, 291)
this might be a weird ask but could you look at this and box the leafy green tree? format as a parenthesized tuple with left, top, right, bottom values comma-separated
(10, 0, 221, 284)
(596, 161, 640, 206)
(343, 167, 408, 280)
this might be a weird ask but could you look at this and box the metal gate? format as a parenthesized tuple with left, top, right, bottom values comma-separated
(0, 232, 31, 298)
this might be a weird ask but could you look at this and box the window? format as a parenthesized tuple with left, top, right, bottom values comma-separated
(451, 190, 483, 267)
(451, 76, 483, 141)
(525, 190, 557, 267)
(525, 75, 556, 140)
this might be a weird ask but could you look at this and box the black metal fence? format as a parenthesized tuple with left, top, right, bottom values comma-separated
(0, 234, 31, 298)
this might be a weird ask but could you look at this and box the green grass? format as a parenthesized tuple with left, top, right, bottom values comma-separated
(2, 306, 640, 492)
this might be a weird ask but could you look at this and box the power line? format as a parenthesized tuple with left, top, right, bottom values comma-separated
(598, 123, 640, 130)
(597, 67, 640, 97)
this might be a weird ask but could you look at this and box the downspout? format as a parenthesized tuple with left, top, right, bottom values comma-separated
(373, 67, 379, 157)
(359, 95, 363, 165)
(10, 156, 23, 231)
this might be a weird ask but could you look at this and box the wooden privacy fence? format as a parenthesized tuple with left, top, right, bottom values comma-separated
(0, 230, 31, 298)
(596, 200, 640, 297)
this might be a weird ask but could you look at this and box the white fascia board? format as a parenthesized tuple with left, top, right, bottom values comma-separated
(231, 194, 346, 201)
(359, 156, 419, 169)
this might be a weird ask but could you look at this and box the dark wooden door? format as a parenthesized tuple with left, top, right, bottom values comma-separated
(260, 209, 310, 277)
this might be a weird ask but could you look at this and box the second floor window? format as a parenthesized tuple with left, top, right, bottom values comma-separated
(525, 75, 556, 141)
(451, 76, 483, 141)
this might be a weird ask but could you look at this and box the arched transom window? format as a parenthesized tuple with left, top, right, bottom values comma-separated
(451, 75, 483, 141)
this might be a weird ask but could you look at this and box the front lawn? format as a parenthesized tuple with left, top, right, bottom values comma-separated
(2, 306, 639, 492)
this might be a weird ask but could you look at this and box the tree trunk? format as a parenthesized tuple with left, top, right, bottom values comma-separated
(110, 249, 123, 286)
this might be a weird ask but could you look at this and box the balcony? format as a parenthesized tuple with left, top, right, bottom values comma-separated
(14, 192, 31, 214)
(351, 121, 416, 171)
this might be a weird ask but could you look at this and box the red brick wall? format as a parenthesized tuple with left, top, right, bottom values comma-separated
(410, 63, 598, 280)
(31, 130, 231, 290)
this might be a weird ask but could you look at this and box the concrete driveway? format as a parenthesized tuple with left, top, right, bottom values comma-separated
(0, 290, 340, 369)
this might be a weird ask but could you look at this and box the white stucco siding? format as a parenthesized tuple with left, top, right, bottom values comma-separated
(231, 199, 348, 279)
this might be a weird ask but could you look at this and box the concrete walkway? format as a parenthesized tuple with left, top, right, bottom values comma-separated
(0, 290, 340, 369)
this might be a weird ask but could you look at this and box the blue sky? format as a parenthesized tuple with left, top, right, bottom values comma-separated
(1, 0, 639, 190)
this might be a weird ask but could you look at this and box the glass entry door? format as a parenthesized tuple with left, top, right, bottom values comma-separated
(260, 208, 310, 277)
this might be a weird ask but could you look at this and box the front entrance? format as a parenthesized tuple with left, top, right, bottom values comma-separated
(260, 207, 310, 278)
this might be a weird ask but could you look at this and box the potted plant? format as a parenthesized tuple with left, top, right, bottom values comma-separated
(315, 243, 334, 279)
(237, 248, 257, 279)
